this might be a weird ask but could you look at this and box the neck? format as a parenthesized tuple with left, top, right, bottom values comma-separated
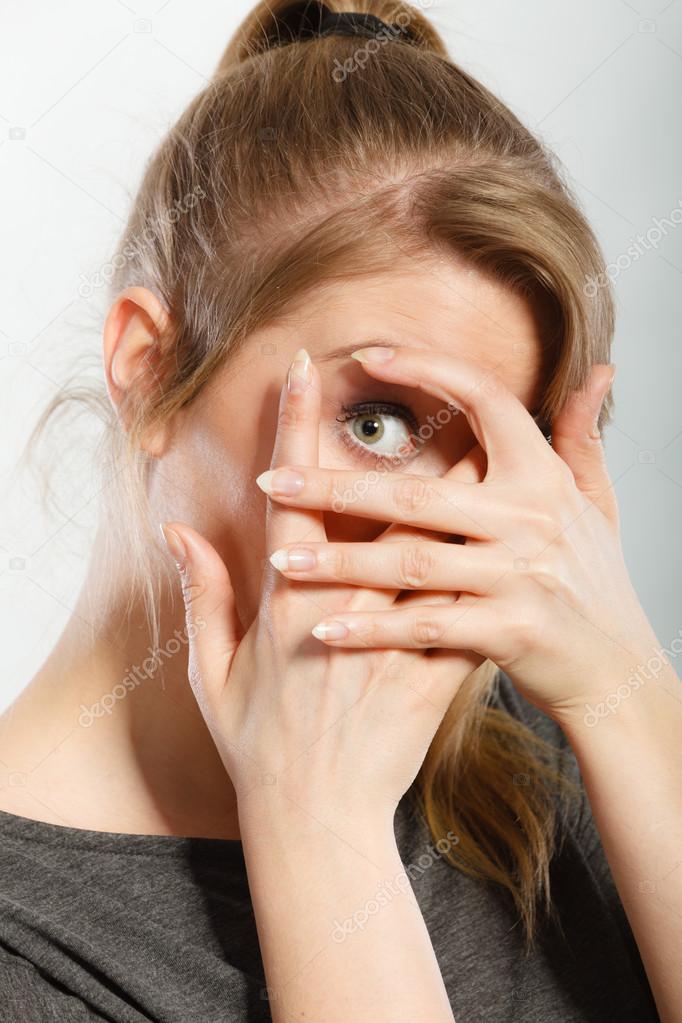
(0, 530, 241, 839)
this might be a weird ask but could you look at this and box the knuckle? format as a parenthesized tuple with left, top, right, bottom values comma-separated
(526, 502, 559, 535)
(390, 476, 431, 517)
(529, 557, 554, 586)
(411, 616, 444, 645)
(510, 609, 540, 648)
(277, 401, 309, 432)
(533, 556, 572, 599)
(333, 545, 355, 581)
(181, 576, 207, 610)
(553, 458, 576, 487)
(531, 560, 556, 585)
(397, 543, 434, 587)
(187, 653, 204, 695)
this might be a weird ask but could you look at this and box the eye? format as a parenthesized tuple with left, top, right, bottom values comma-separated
(335, 401, 421, 461)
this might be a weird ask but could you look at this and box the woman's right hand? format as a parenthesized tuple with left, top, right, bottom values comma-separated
(162, 348, 485, 833)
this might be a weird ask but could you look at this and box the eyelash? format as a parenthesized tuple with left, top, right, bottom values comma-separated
(334, 400, 421, 462)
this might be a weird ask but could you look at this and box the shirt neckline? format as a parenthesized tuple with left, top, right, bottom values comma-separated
(0, 806, 245, 858)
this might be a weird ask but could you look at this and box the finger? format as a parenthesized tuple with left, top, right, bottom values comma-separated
(406, 647, 487, 712)
(349, 346, 553, 474)
(256, 463, 500, 539)
(268, 539, 508, 593)
(375, 442, 487, 545)
(308, 598, 497, 653)
(160, 522, 242, 712)
(550, 364, 618, 523)
(266, 348, 326, 551)
(347, 443, 487, 613)
(444, 441, 487, 484)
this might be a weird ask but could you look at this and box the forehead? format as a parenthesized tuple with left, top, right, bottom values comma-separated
(274, 256, 547, 393)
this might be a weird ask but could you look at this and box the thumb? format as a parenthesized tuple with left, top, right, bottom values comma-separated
(550, 364, 618, 521)
(160, 522, 242, 712)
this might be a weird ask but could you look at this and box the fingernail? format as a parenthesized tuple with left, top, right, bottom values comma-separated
(256, 468, 305, 495)
(160, 523, 186, 570)
(350, 346, 395, 364)
(590, 404, 603, 439)
(590, 367, 615, 439)
(590, 401, 606, 440)
(287, 347, 312, 394)
(278, 378, 288, 414)
(269, 546, 317, 571)
(312, 620, 350, 640)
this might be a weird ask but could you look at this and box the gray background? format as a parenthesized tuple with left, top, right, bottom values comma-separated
(0, 0, 681, 711)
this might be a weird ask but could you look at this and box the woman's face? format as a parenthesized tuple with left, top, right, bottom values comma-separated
(154, 257, 549, 626)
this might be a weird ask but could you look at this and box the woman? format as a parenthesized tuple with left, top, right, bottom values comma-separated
(0, 2, 679, 1020)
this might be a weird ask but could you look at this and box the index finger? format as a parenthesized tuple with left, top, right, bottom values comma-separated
(350, 346, 554, 473)
(266, 348, 326, 552)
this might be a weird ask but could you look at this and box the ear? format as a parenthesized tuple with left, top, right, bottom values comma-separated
(103, 286, 172, 456)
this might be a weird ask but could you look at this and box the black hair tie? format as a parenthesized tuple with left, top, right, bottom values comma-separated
(318, 8, 412, 43)
(277, 3, 412, 44)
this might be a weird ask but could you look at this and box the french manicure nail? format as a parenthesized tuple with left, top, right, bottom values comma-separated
(269, 546, 317, 571)
(311, 620, 350, 640)
(278, 377, 288, 414)
(256, 468, 305, 496)
(287, 347, 312, 394)
(160, 523, 186, 570)
(590, 368, 615, 439)
(350, 346, 395, 364)
(590, 399, 606, 439)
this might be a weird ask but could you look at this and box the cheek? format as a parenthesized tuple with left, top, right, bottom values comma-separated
(160, 395, 266, 555)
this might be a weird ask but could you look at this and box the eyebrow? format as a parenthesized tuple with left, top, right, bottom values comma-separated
(315, 338, 423, 364)
(316, 338, 546, 422)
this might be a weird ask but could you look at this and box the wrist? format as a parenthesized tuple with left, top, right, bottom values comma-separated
(551, 654, 681, 751)
(237, 778, 398, 855)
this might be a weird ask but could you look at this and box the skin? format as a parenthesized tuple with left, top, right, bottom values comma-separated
(0, 256, 541, 837)
(1, 257, 680, 1020)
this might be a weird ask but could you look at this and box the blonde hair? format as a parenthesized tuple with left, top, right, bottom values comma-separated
(37, 0, 613, 945)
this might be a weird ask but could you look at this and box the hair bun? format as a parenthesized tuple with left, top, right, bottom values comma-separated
(216, 1, 447, 74)
(271, 4, 413, 45)
(264, 2, 333, 46)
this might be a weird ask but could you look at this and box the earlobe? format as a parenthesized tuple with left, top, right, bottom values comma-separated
(103, 286, 172, 456)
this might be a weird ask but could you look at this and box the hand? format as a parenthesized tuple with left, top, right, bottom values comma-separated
(162, 349, 486, 829)
(257, 345, 660, 723)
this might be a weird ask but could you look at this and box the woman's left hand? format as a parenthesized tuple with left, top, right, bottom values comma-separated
(257, 344, 661, 724)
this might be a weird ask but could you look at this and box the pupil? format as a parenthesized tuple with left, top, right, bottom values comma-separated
(354, 414, 384, 443)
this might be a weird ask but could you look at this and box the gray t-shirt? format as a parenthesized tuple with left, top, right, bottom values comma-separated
(0, 671, 659, 1022)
